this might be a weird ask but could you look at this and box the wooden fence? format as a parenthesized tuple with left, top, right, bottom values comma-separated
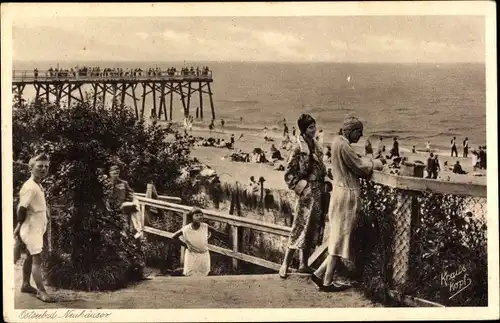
(134, 171, 488, 306)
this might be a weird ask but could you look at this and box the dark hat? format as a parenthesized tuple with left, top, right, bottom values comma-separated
(297, 114, 316, 134)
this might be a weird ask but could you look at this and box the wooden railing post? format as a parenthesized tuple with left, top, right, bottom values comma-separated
(140, 204, 145, 232)
(180, 211, 188, 267)
(231, 225, 240, 271)
(259, 177, 265, 214)
(144, 183, 154, 226)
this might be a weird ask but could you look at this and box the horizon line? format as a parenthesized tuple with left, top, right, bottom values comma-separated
(12, 59, 485, 65)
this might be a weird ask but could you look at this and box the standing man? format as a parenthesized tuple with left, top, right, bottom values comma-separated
(463, 137, 469, 158)
(426, 153, 438, 179)
(451, 136, 458, 157)
(283, 123, 289, 138)
(221, 119, 225, 132)
(479, 146, 486, 169)
(435, 154, 441, 179)
(230, 134, 235, 149)
(14, 154, 54, 302)
(209, 120, 215, 134)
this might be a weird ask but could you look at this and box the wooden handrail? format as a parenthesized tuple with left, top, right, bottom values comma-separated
(12, 69, 213, 82)
(142, 226, 285, 271)
(134, 193, 181, 203)
(136, 196, 291, 237)
(370, 171, 487, 197)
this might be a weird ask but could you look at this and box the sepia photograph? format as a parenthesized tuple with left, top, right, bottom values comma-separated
(2, 2, 498, 322)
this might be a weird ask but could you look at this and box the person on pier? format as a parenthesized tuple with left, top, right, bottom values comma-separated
(279, 114, 327, 278)
(311, 116, 385, 292)
(14, 154, 54, 302)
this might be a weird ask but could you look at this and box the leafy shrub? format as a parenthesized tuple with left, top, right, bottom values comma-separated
(357, 179, 397, 305)
(357, 179, 487, 306)
(408, 192, 487, 306)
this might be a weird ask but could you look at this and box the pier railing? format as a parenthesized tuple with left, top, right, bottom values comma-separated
(12, 69, 213, 83)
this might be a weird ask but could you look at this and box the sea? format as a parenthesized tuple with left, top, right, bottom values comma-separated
(13, 61, 487, 153)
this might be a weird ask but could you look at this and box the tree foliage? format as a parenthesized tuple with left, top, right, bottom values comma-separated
(12, 97, 194, 290)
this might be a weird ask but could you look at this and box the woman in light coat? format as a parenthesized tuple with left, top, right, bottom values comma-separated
(311, 116, 385, 291)
(279, 114, 327, 278)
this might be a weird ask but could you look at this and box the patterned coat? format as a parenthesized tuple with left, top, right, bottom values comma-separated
(284, 135, 327, 249)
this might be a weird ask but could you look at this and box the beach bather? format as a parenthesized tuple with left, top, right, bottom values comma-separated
(452, 161, 467, 175)
(390, 137, 400, 158)
(463, 137, 469, 158)
(451, 136, 458, 157)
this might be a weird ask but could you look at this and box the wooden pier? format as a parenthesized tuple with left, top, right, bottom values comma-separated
(12, 69, 216, 120)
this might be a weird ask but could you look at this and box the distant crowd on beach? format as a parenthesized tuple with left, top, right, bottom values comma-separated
(182, 115, 487, 182)
(31, 66, 212, 79)
(363, 134, 487, 179)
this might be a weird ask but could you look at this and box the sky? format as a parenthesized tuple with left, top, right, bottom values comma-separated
(12, 16, 485, 63)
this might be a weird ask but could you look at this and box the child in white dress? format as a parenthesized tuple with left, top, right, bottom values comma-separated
(173, 207, 225, 277)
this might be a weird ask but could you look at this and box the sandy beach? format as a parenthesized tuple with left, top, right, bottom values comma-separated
(182, 125, 487, 190)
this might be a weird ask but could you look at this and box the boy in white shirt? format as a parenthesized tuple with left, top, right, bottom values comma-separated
(14, 154, 54, 302)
